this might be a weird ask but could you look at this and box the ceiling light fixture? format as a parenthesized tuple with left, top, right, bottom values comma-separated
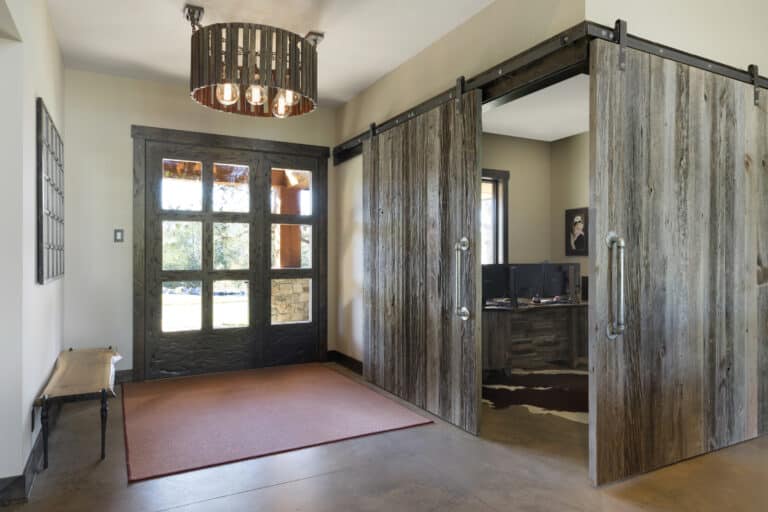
(184, 4, 323, 119)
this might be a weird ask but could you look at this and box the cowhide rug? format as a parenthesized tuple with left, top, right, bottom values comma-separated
(482, 369, 588, 424)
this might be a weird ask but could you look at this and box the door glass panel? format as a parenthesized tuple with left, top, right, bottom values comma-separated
(213, 163, 250, 212)
(271, 278, 311, 324)
(213, 222, 249, 270)
(481, 180, 497, 264)
(271, 168, 312, 215)
(213, 280, 249, 329)
(271, 224, 311, 269)
(162, 221, 202, 270)
(162, 159, 202, 211)
(162, 281, 202, 332)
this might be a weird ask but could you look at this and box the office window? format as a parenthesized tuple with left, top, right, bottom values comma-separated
(480, 169, 509, 265)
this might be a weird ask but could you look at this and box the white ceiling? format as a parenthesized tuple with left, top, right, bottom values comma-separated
(48, 0, 493, 105)
(482, 74, 590, 142)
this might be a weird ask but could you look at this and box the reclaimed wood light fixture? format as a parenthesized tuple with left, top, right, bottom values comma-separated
(185, 5, 322, 118)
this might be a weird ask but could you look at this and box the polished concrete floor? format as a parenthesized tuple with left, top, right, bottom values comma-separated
(9, 364, 768, 511)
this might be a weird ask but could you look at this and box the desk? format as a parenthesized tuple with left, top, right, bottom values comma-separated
(482, 303, 587, 370)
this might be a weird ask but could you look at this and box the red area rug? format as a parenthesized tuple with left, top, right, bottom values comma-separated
(122, 364, 431, 482)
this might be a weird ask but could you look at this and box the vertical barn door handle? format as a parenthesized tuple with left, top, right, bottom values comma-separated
(605, 232, 626, 339)
(455, 237, 471, 321)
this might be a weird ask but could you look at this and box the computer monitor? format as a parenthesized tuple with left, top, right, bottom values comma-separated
(511, 264, 543, 298)
(509, 263, 581, 299)
(482, 264, 515, 302)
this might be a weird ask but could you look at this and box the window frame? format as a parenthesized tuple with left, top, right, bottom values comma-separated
(481, 168, 510, 264)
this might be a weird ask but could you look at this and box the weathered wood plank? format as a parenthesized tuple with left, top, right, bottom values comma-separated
(424, 104, 445, 415)
(590, 39, 763, 485)
(362, 137, 377, 380)
(363, 91, 481, 433)
(747, 85, 768, 434)
(406, 115, 427, 408)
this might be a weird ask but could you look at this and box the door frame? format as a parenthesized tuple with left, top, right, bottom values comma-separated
(333, 17, 767, 487)
(132, 125, 329, 381)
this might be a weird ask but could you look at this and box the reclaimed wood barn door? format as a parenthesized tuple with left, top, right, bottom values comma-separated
(362, 91, 482, 433)
(589, 38, 768, 485)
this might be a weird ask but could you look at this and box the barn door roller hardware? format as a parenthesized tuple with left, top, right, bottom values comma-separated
(614, 19, 628, 71)
(749, 65, 760, 105)
(454, 76, 466, 114)
(332, 19, 768, 166)
(368, 122, 377, 140)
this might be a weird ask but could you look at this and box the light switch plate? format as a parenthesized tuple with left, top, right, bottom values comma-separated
(114, 229, 124, 243)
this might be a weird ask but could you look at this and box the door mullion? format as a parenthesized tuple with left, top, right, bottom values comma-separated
(202, 159, 213, 331)
(252, 154, 267, 366)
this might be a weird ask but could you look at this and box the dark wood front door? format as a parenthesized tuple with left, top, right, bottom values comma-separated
(363, 91, 482, 433)
(133, 127, 328, 380)
(589, 39, 767, 485)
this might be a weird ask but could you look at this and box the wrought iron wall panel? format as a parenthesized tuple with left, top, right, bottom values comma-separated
(36, 98, 64, 284)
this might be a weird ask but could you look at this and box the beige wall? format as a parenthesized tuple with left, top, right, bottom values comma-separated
(587, 0, 768, 72)
(482, 133, 552, 263)
(0, 0, 63, 478)
(482, 132, 590, 273)
(335, 0, 585, 142)
(327, 158, 365, 361)
(62, 69, 337, 373)
(337, 0, 768, 145)
(0, 33, 25, 480)
(550, 132, 590, 275)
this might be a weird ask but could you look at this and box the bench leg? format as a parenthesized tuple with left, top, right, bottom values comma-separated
(41, 398, 49, 470)
(100, 389, 108, 460)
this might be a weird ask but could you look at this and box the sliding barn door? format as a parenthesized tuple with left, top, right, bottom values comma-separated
(590, 39, 768, 485)
(363, 91, 482, 433)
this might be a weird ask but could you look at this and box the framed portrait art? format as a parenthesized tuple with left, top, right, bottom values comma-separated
(565, 207, 588, 257)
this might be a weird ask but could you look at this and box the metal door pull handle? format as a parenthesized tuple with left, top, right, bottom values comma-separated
(455, 237, 470, 321)
(605, 232, 625, 339)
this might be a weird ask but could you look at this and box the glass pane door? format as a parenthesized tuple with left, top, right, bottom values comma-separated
(144, 143, 261, 378)
(263, 155, 325, 366)
(140, 138, 327, 379)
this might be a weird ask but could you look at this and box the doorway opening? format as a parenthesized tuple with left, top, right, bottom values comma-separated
(478, 74, 591, 466)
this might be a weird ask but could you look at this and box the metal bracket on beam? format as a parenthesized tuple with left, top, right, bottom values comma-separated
(455, 76, 466, 114)
(749, 64, 760, 106)
(368, 123, 377, 140)
(184, 4, 204, 32)
(305, 31, 325, 46)
(614, 19, 628, 71)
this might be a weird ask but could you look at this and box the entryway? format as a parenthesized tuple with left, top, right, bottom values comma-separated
(132, 126, 329, 380)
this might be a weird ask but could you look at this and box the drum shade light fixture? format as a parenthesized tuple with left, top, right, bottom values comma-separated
(184, 5, 322, 118)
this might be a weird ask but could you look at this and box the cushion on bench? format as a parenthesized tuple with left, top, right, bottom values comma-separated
(37, 348, 122, 403)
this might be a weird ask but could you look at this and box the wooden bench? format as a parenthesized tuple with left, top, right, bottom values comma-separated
(34, 348, 122, 469)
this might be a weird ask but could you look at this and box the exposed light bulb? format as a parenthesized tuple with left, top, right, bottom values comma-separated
(215, 83, 240, 106)
(272, 90, 290, 119)
(245, 85, 266, 106)
(284, 89, 301, 107)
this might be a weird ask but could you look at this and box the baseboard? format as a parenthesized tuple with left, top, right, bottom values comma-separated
(116, 369, 134, 384)
(327, 350, 363, 375)
(0, 403, 61, 507)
